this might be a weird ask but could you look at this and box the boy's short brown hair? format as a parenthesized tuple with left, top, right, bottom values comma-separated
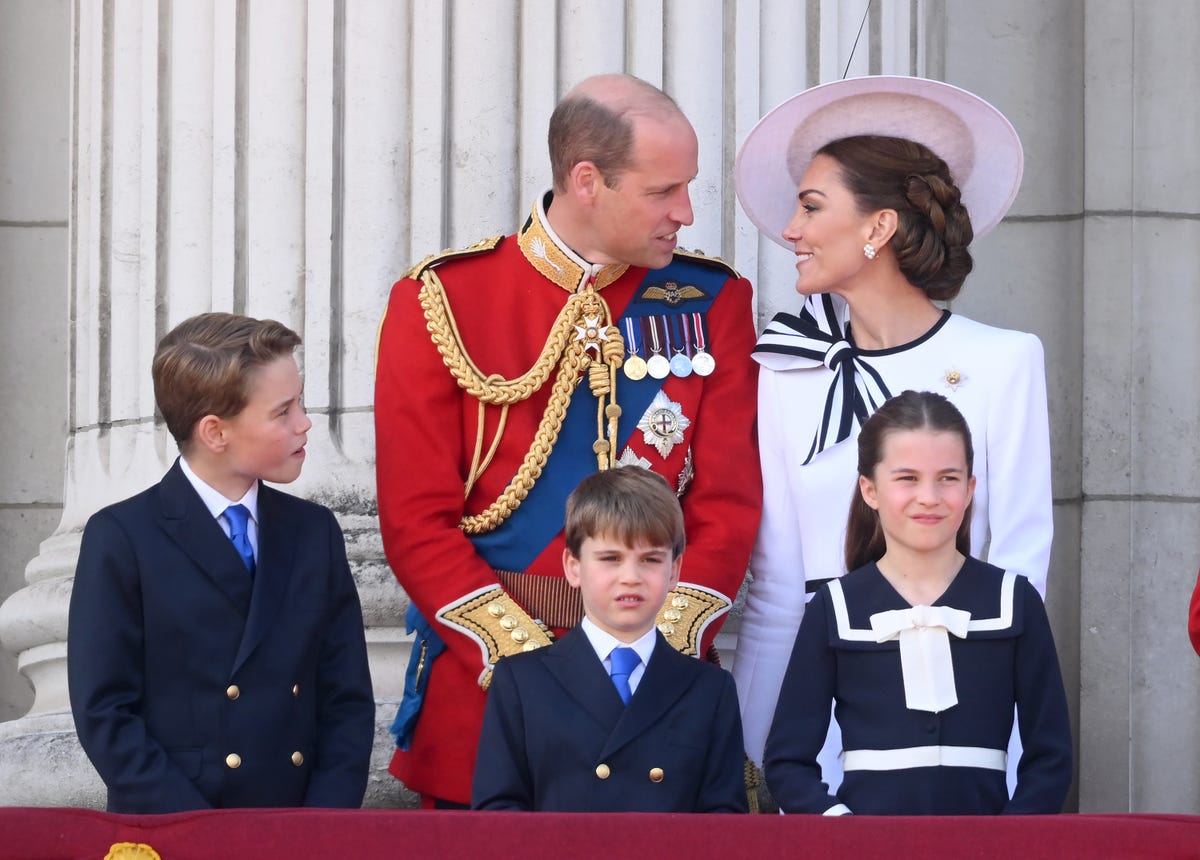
(151, 312, 301, 451)
(564, 467, 686, 558)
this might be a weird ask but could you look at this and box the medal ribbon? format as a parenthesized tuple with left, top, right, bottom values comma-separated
(691, 312, 708, 352)
(662, 315, 675, 354)
(624, 317, 641, 357)
(671, 314, 691, 357)
(645, 316, 663, 358)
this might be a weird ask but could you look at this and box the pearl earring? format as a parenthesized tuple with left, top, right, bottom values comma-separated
(863, 243, 877, 260)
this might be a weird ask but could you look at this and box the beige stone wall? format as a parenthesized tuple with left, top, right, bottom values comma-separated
(940, 0, 1087, 811)
(1075, 0, 1200, 813)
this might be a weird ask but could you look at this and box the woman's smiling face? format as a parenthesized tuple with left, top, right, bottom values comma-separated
(781, 154, 879, 296)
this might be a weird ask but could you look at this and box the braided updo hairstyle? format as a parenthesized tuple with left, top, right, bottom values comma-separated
(817, 135, 975, 300)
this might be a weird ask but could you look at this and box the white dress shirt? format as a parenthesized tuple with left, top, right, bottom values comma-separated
(178, 456, 261, 561)
(579, 617, 658, 697)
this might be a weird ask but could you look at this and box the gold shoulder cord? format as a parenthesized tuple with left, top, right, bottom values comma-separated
(418, 270, 624, 535)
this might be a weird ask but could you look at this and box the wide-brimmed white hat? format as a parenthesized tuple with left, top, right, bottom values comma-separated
(735, 75, 1023, 248)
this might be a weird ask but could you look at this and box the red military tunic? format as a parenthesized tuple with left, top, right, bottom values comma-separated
(1189, 569, 1200, 657)
(375, 195, 761, 803)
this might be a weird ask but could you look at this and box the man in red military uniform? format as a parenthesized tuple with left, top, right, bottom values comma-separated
(375, 73, 761, 807)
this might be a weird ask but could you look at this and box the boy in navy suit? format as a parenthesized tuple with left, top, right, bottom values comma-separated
(471, 467, 747, 812)
(68, 313, 374, 813)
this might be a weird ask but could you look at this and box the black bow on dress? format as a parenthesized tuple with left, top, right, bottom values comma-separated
(753, 293, 893, 464)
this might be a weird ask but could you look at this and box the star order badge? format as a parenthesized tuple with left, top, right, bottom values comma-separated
(637, 391, 691, 458)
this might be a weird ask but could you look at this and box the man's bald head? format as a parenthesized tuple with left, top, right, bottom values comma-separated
(548, 74, 687, 191)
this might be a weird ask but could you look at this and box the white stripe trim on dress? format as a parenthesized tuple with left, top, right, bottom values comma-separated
(826, 571, 1017, 641)
(842, 745, 1007, 772)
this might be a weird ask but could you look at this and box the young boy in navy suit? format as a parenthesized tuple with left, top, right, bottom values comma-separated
(68, 313, 375, 813)
(471, 467, 747, 812)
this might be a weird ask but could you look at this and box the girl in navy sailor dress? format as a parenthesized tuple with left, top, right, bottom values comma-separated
(764, 391, 1072, 815)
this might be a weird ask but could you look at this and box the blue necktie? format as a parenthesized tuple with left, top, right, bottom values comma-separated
(224, 504, 256, 575)
(609, 647, 640, 705)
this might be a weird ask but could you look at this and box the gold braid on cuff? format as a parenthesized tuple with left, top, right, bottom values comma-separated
(437, 587, 555, 690)
(655, 585, 731, 657)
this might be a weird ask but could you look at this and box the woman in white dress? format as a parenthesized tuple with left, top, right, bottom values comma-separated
(731, 76, 1053, 782)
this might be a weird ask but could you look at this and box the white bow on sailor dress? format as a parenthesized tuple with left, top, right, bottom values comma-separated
(869, 604, 971, 713)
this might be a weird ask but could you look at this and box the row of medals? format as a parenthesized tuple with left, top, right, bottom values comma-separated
(624, 349, 715, 381)
(623, 313, 716, 381)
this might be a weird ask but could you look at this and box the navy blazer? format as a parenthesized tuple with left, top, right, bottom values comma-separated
(471, 627, 747, 812)
(68, 460, 374, 813)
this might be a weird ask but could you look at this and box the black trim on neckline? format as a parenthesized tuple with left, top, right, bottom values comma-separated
(848, 309, 952, 357)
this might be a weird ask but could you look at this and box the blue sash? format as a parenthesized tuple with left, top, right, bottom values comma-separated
(389, 602, 446, 751)
(469, 257, 728, 571)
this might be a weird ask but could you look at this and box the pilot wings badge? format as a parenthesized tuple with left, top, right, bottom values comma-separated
(638, 280, 707, 306)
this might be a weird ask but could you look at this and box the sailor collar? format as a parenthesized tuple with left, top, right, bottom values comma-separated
(518, 191, 629, 294)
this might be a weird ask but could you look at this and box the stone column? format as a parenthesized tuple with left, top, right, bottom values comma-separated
(0, 0, 413, 808)
(0, 0, 70, 727)
(941, 0, 1200, 814)
(1078, 0, 1200, 814)
(941, 0, 1087, 810)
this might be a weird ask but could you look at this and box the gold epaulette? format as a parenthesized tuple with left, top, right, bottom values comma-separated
(673, 247, 741, 280)
(437, 586, 555, 690)
(402, 234, 504, 280)
(654, 583, 732, 656)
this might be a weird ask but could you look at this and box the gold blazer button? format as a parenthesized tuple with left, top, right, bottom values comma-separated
(649, 767, 665, 783)
(225, 753, 242, 769)
(595, 763, 611, 780)
(291, 751, 304, 766)
(292, 684, 300, 697)
(226, 685, 240, 701)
